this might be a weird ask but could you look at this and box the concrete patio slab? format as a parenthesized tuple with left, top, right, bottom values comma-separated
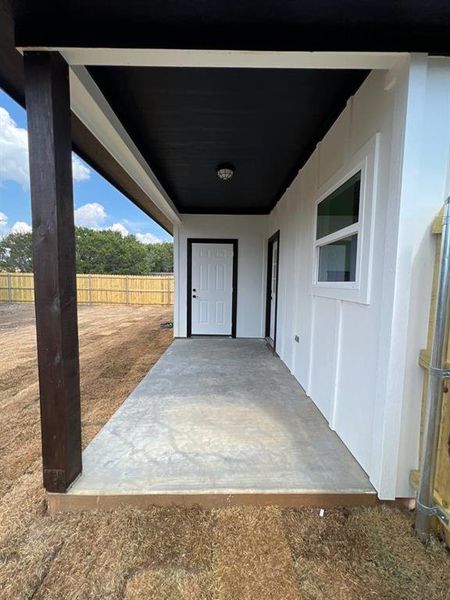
(62, 338, 373, 504)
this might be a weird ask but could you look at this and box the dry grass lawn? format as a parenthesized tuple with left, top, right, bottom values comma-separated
(0, 303, 448, 599)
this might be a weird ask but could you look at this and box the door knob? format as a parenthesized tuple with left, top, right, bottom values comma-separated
(192, 294, 197, 298)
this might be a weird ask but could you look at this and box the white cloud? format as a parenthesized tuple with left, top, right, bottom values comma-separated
(0, 211, 8, 233)
(72, 155, 91, 182)
(136, 232, 163, 244)
(74, 202, 107, 228)
(108, 223, 164, 243)
(67, 208, 162, 243)
(0, 214, 32, 238)
(0, 107, 91, 188)
(0, 107, 29, 188)
(10, 221, 32, 234)
(109, 223, 129, 237)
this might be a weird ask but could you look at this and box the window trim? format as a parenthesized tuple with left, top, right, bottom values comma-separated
(312, 134, 380, 304)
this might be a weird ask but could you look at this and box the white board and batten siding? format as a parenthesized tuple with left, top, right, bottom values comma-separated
(269, 57, 450, 499)
(174, 56, 450, 499)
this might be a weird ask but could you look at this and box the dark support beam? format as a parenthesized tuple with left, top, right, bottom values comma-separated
(24, 51, 82, 493)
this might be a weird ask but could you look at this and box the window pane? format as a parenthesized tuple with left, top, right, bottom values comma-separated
(318, 234, 357, 282)
(316, 172, 361, 239)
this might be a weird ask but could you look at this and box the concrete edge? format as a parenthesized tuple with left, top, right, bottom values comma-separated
(47, 491, 379, 513)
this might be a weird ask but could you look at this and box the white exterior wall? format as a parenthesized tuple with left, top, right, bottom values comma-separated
(173, 56, 450, 499)
(174, 215, 267, 338)
(268, 68, 402, 495)
(267, 56, 450, 499)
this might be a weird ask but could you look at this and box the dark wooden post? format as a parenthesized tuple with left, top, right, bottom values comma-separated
(24, 52, 82, 493)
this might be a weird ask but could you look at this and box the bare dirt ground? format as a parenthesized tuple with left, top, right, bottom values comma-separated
(0, 303, 448, 600)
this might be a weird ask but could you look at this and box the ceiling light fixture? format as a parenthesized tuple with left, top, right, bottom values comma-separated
(216, 163, 235, 181)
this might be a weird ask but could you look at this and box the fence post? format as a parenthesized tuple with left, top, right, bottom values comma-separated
(88, 274, 92, 304)
(125, 275, 130, 305)
(7, 273, 12, 303)
(167, 275, 171, 305)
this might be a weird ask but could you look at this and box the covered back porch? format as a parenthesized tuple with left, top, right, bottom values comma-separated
(50, 337, 373, 511)
(4, 1, 450, 515)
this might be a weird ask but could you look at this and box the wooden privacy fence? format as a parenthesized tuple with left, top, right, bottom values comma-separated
(412, 208, 450, 544)
(0, 273, 174, 306)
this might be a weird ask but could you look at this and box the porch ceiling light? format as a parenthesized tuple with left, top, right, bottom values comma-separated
(216, 163, 235, 181)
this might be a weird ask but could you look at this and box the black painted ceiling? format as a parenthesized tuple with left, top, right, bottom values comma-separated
(90, 67, 367, 214)
(7, 0, 450, 216)
(10, 1, 450, 53)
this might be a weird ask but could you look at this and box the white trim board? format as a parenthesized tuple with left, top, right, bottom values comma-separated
(69, 66, 181, 226)
(19, 48, 409, 70)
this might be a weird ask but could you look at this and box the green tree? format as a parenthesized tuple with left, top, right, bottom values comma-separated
(75, 228, 149, 274)
(146, 242, 174, 272)
(0, 227, 173, 275)
(0, 232, 33, 272)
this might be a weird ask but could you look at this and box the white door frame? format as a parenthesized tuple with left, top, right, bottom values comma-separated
(187, 238, 238, 337)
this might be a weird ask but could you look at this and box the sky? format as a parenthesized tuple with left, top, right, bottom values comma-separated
(0, 89, 172, 243)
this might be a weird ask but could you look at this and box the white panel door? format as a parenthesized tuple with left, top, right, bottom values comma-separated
(191, 243, 234, 335)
